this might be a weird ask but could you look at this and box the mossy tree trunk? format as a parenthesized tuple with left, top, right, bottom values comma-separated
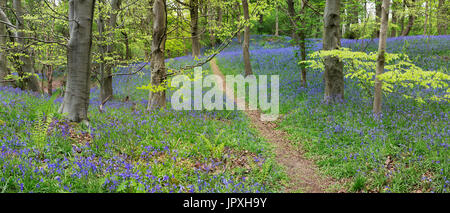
(373, 0, 390, 115)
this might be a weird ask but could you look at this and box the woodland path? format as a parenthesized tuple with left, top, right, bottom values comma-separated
(210, 59, 342, 193)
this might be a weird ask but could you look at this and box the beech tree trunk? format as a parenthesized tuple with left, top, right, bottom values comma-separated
(100, 0, 121, 102)
(374, 0, 382, 38)
(13, 0, 41, 92)
(97, 6, 107, 102)
(208, 6, 216, 47)
(59, 0, 96, 122)
(390, 0, 398, 37)
(323, 0, 344, 103)
(299, 1, 307, 87)
(258, 12, 264, 33)
(437, 0, 447, 35)
(147, 0, 167, 110)
(275, 3, 279, 36)
(122, 31, 131, 60)
(401, 0, 415, 36)
(235, 2, 242, 44)
(190, 0, 200, 57)
(47, 65, 53, 96)
(423, 0, 428, 35)
(242, 0, 252, 76)
(400, 0, 405, 34)
(0, 2, 6, 87)
(351, 0, 359, 25)
(0, 4, 13, 88)
(300, 32, 307, 87)
(287, 0, 298, 42)
(373, 0, 390, 115)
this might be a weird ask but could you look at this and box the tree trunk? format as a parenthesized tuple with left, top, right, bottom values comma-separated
(47, 65, 53, 96)
(423, 0, 428, 35)
(399, 1, 404, 34)
(299, 0, 307, 87)
(287, 0, 298, 42)
(390, 0, 398, 37)
(235, 1, 242, 44)
(275, 4, 279, 36)
(300, 32, 307, 87)
(351, 0, 359, 25)
(175, 2, 188, 55)
(323, 0, 344, 103)
(258, 12, 264, 33)
(147, 0, 167, 110)
(122, 31, 131, 60)
(217, 5, 223, 29)
(401, 0, 415, 36)
(97, 5, 107, 102)
(190, 0, 200, 57)
(215, 5, 222, 45)
(100, 0, 121, 102)
(13, 0, 41, 92)
(437, 0, 447, 35)
(0, 2, 6, 87)
(242, 0, 252, 76)
(208, 6, 216, 47)
(59, 0, 96, 122)
(374, 0, 382, 38)
(373, 0, 390, 115)
(0, 4, 13, 88)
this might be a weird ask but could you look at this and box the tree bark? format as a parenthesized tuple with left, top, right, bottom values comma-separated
(423, 0, 428, 35)
(390, 0, 398, 37)
(0, 4, 14, 88)
(299, 0, 307, 87)
(373, 0, 390, 115)
(300, 32, 307, 87)
(13, 0, 41, 92)
(147, 0, 167, 110)
(323, 0, 344, 103)
(47, 65, 53, 96)
(97, 5, 107, 102)
(275, 3, 279, 36)
(60, 0, 96, 122)
(242, 0, 252, 76)
(100, 0, 121, 103)
(0, 1, 6, 87)
(235, 1, 242, 44)
(215, 4, 222, 45)
(346, 0, 359, 38)
(437, 0, 447, 35)
(190, 0, 200, 57)
(400, 0, 405, 34)
(351, 0, 359, 25)
(122, 31, 131, 60)
(208, 5, 216, 47)
(374, 0, 382, 38)
(258, 12, 264, 33)
(287, 0, 298, 42)
(401, 0, 415, 36)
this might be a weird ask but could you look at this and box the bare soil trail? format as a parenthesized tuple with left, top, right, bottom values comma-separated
(210, 59, 343, 193)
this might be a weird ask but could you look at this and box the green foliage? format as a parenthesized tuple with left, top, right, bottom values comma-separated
(304, 48, 450, 102)
(5, 72, 39, 87)
(31, 111, 53, 152)
(198, 131, 226, 160)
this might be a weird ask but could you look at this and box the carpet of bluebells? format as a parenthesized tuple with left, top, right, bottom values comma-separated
(216, 35, 449, 193)
(1, 35, 449, 193)
(0, 56, 285, 193)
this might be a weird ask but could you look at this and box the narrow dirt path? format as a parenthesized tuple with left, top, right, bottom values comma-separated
(210, 59, 341, 193)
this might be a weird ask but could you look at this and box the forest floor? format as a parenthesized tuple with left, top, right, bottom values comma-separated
(210, 59, 344, 193)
